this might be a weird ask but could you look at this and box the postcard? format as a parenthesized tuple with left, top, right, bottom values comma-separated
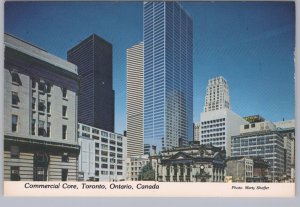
(2, 1, 295, 197)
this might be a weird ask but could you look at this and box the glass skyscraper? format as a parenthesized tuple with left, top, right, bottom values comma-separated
(68, 34, 115, 132)
(143, 2, 193, 152)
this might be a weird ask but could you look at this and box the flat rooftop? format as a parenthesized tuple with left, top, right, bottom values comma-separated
(4, 33, 77, 75)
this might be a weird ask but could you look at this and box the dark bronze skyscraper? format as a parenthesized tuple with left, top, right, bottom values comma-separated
(68, 34, 115, 132)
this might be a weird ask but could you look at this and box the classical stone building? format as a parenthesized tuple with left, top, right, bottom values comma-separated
(151, 144, 226, 182)
(4, 33, 80, 181)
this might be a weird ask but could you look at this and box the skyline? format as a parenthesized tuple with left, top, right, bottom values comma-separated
(4, 1, 295, 134)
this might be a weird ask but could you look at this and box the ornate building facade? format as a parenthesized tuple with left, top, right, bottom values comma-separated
(151, 144, 226, 182)
(4, 33, 80, 181)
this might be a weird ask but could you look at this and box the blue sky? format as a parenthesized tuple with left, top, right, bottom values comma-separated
(5, 1, 295, 134)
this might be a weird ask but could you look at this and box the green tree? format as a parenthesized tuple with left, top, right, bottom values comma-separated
(138, 162, 155, 181)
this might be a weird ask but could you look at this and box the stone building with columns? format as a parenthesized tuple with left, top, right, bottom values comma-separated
(151, 144, 226, 182)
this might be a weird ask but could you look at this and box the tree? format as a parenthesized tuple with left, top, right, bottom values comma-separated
(138, 162, 155, 181)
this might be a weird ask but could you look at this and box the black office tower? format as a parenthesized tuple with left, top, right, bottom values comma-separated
(68, 34, 114, 132)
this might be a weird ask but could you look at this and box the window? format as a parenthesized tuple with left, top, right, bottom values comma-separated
(47, 122, 51, 137)
(11, 71, 21, 85)
(32, 79, 36, 89)
(32, 119, 36, 135)
(38, 120, 45, 136)
(46, 83, 52, 93)
(38, 100, 45, 112)
(11, 166, 20, 181)
(82, 125, 90, 132)
(101, 151, 108, 156)
(101, 131, 108, 137)
(10, 146, 20, 159)
(38, 81, 46, 92)
(62, 153, 69, 162)
(62, 106, 67, 117)
(12, 92, 19, 106)
(251, 123, 255, 128)
(47, 102, 51, 113)
(101, 157, 108, 162)
(62, 88, 67, 98)
(32, 97, 36, 110)
(101, 164, 108, 169)
(62, 125, 67, 140)
(61, 169, 68, 181)
(92, 129, 99, 134)
(244, 124, 249, 129)
(12, 115, 18, 132)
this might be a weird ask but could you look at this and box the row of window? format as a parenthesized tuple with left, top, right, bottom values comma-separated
(11, 72, 68, 98)
(202, 123, 225, 130)
(11, 115, 68, 139)
(96, 171, 123, 176)
(97, 164, 123, 170)
(32, 79, 68, 98)
(31, 97, 68, 118)
(11, 167, 69, 181)
(95, 153, 123, 160)
(10, 146, 69, 162)
(244, 123, 256, 129)
(95, 142, 123, 149)
(79, 128, 123, 141)
(201, 119, 225, 125)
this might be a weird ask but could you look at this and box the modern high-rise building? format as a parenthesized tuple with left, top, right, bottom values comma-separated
(67, 34, 115, 132)
(126, 42, 144, 157)
(204, 76, 230, 112)
(200, 76, 247, 156)
(4, 33, 80, 181)
(143, 2, 193, 152)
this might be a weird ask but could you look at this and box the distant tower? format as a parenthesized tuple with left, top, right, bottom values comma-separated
(126, 42, 144, 156)
(204, 76, 230, 112)
(200, 76, 247, 156)
(68, 34, 115, 132)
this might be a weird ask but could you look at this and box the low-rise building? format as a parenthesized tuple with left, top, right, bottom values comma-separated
(226, 157, 253, 182)
(78, 123, 127, 181)
(226, 157, 269, 182)
(126, 155, 149, 181)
